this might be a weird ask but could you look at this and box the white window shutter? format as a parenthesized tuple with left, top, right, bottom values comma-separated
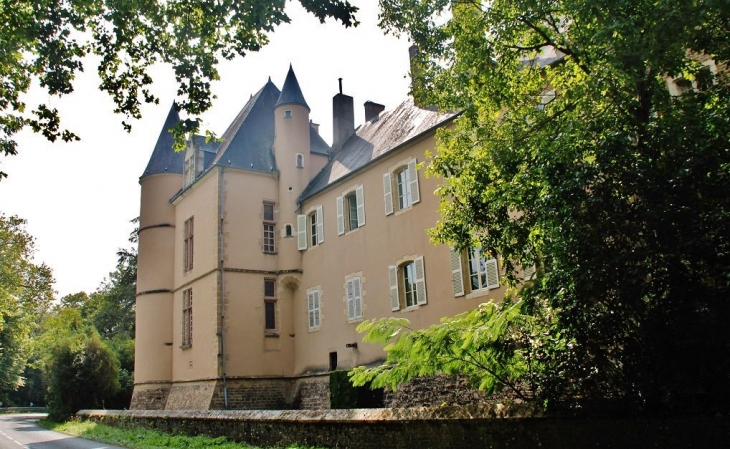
(388, 265, 400, 311)
(450, 248, 465, 297)
(346, 279, 355, 319)
(308, 292, 315, 329)
(353, 278, 362, 319)
(486, 258, 500, 289)
(408, 159, 420, 204)
(316, 205, 324, 244)
(523, 264, 536, 280)
(314, 290, 320, 327)
(336, 196, 345, 235)
(383, 173, 394, 215)
(356, 185, 365, 227)
(414, 256, 427, 305)
(297, 215, 307, 250)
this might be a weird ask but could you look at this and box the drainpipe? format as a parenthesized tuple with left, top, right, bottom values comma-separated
(218, 166, 229, 409)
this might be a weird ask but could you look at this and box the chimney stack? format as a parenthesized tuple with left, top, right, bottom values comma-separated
(332, 78, 354, 148)
(364, 101, 385, 122)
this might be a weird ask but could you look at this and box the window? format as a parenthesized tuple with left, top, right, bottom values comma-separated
(264, 279, 276, 332)
(296, 153, 304, 168)
(329, 352, 338, 371)
(183, 217, 194, 272)
(284, 109, 292, 118)
(383, 159, 420, 215)
(297, 206, 323, 250)
(182, 288, 193, 347)
(263, 202, 275, 253)
(307, 287, 321, 330)
(285, 224, 292, 237)
(396, 167, 412, 210)
(346, 277, 362, 321)
(388, 256, 427, 311)
(336, 185, 365, 235)
(449, 247, 499, 297)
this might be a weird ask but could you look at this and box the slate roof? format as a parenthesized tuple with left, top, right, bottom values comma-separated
(210, 79, 281, 173)
(310, 125, 330, 156)
(300, 99, 456, 201)
(141, 104, 183, 178)
(275, 65, 310, 111)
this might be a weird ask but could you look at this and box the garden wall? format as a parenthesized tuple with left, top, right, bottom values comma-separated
(78, 406, 728, 449)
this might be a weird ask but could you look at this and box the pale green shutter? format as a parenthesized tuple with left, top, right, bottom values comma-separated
(316, 205, 324, 244)
(408, 159, 420, 204)
(415, 256, 427, 305)
(450, 248, 465, 297)
(383, 173, 394, 215)
(388, 266, 400, 311)
(356, 185, 365, 227)
(297, 215, 307, 250)
(336, 196, 345, 235)
(485, 258, 499, 289)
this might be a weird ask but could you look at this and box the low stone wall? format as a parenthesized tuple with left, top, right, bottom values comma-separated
(78, 407, 729, 449)
(384, 374, 488, 407)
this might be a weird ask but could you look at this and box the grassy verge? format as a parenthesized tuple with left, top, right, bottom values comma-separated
(40, 418, 323, 449)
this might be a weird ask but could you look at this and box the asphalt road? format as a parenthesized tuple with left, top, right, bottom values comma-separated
(0, 414, 127, 449)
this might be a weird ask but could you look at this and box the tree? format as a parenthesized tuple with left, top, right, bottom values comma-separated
(353, 0, 730, 413)
(0, 215, 54, 401)
(45, 329, 120, 420)
(0, 0, 359, 179)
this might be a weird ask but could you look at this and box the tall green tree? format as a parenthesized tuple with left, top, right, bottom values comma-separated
(0, 215, 54, 401)
(0, 0, 359, 178)
(353, 0, 730, 413)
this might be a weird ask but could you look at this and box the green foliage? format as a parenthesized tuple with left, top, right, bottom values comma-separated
(351, 299, 536, 399)
(366, 0, 730, 413)
(0, 0, 359, 179)
(329, 370, 359, 409)
(0, 214, 54, 401)
(45, 332, 120, 421)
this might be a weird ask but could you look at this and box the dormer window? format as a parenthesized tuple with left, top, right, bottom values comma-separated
(284, 109, 292, 118)
(296, 153, 304, 168)
(183, 155, 195, 187)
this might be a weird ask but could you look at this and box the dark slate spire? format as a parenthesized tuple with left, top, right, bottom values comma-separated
(141, 103, 184, 178)
(275, 64, 310, 111)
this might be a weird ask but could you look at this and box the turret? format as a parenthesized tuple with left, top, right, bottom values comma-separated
(131, 104, 182, 409)
(273, 65, 311, 270)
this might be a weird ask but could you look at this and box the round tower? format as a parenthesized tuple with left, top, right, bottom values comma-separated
(131, 105, 183, 410)
(273, 65, 311, 270)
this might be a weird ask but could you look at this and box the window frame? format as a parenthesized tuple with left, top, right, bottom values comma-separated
(389, 256, 427, 311)
(336, 185, 365, 235)
(298, 205, 323, 250)
(345, 276, 363, 321)
(384, 158, 420, 216)
(264, 278, 277, 333)
(307, 287, 322, 330)
(263, 202, 276, 254)
(183, 216, 194, 272)
(449, 246, 500, 298)
(182, 288, 193, 348)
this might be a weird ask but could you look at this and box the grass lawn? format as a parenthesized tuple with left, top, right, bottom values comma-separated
(40, 418, 324, 449)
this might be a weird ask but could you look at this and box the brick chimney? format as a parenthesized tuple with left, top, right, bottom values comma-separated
(332, 78, 354, 148)
(364, 101, 385, 122)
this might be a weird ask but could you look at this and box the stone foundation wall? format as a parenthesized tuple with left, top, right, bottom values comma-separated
(164, 382, 216, 410)
(384, 374, 488, 408)
(129, 384, 171, 410)
(78, 407, 730, 449)
(292, 375, 330, 410)
(210, 378, 291, 410)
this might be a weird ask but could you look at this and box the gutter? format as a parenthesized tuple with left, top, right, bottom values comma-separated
(218, 166, 229, 409)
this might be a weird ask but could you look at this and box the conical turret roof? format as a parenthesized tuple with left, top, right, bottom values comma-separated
(275, 65, 310, 111)
(141, 104, 184, 178)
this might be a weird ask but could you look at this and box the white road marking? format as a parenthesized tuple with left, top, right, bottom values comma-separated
(0, 428, 25, 447)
